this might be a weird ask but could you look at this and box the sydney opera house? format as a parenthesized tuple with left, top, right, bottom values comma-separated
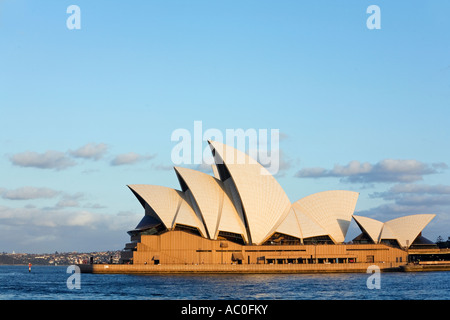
(117, 141, 441, 272)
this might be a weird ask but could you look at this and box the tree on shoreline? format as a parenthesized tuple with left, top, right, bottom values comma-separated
(436, 236, 450, 248)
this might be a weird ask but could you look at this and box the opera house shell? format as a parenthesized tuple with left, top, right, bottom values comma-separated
(120, 140, 436, 268)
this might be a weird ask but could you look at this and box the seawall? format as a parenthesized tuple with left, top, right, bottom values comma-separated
(78, 262, 402, 274)
(400, 264, 450, 272)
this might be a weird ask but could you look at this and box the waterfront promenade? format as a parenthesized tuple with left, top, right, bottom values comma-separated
(78, 262, 404, 274)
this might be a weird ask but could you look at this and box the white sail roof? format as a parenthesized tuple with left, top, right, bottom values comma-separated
(353, 214, 436, 248)
(292, 190, 359, 243)
(383, 214, 436, 248)
(353, 215, 384, 243)
(208, 140, 292, 245)
(291, 204, 329, 240)
(174, 166, 248, 242)
(127, 184, 207, 237)
(379, 224, 397, 242)
(275, 207, 302, 239)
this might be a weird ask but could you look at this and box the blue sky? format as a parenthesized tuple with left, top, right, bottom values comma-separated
(1, 1, 449, 253)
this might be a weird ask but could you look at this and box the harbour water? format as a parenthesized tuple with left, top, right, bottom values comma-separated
(1, 265, 449, 300)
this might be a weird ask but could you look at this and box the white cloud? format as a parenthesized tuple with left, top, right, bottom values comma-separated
(8, 144, 158, 172)
(110, 152, 156, 166)
(66, 210, 100, 227)
(296, 159, 447, 183)
(69, 143, 108, 160)
(1, 186, 60, 200)
(56, 199, 80, 208)
(9, 150, 76, 170)
(83, 203, 107, 209)
(0, 205, 141, 252)
(388, 183, 450, 194)
(370, 183, 450, 206)
(151, 163, 174, 171)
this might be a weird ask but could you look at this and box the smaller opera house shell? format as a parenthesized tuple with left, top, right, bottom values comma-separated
(121, 141, 435, 266)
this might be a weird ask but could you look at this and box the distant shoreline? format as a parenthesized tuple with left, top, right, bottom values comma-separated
(0, 264, 70, 266)
(0, 251, 121, 266)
